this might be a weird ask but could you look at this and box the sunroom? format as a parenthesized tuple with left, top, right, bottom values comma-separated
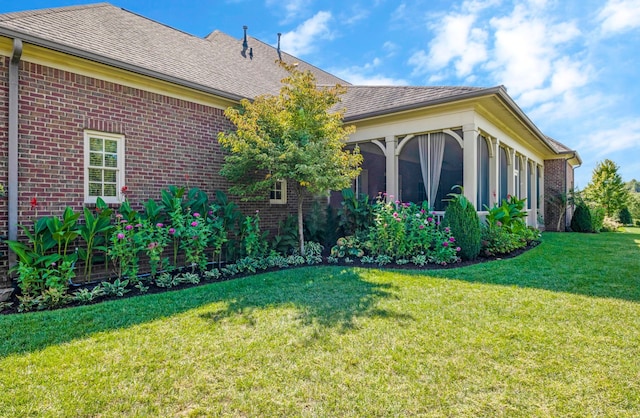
(334, 85, 562, 228)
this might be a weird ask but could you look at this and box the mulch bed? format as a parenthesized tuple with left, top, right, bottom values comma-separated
(0, 242, 539, 315)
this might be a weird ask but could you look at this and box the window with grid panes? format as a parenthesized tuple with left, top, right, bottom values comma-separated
(84, 130, 125, 204)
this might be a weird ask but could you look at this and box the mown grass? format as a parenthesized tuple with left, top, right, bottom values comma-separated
(1, 229, 639, 417)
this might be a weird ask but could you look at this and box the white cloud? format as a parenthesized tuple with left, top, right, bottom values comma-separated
(331, 59, 409, 86)
(488, 5, 582, 97)
(280, 11, 334, 57)
(597, 0, 640, 35)
(578, 119, 640, 157)
(408, 13, 488, 78)
(266, 0, 311, 23)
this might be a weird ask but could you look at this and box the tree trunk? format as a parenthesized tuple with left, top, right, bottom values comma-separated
(297, 186, 305, 256)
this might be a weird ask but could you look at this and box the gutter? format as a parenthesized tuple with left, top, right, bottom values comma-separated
(8, 38, 22, 264)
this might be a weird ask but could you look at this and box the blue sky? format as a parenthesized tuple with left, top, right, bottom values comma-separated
(3, 0, 640, 188)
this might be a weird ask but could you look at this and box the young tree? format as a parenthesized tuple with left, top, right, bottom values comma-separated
(583, 159, 629, 217)
(218, 63, 362, 255)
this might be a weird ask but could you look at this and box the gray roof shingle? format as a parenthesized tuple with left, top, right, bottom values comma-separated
(0, 3, 346, 100)
(340, 85, 488, 120)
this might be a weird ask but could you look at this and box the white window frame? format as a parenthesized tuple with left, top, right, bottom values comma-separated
(269, 179, 287, 204)
(84, 130, 125, 204)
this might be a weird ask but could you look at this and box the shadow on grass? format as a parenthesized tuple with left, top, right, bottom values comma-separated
(423, 229, 640, 303)
(0, 267, 399, 357)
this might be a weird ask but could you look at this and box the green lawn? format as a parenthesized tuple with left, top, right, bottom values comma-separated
(1, 229, 640, 417)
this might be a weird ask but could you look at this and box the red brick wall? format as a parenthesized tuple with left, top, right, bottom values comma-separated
(0, 58, 307, 286)
(544, 158, 574, 231)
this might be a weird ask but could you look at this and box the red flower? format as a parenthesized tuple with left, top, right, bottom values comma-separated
(121, 185, 128, 194)
(30, 197, 37, 209)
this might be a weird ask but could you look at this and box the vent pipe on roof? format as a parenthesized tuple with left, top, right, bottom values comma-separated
(277, 33, 282, 61)
(242, 25, 248, 50)
(249, 47, 253, 60)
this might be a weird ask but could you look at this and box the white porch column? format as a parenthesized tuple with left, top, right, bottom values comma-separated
(385, 135, 398, 201)
(462, 124, 478, 205)
(489, 138, 499, 207)
(528, 160, 536, 227)
(508, 148, 516, 197)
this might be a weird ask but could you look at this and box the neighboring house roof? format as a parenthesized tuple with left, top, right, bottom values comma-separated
(0, 2, 580, 162)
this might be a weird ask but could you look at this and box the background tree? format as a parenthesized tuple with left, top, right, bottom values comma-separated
(218, 63, 362, 255)
(583, 159, 629, 217)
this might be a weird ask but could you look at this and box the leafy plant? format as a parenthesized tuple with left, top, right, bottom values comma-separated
(99, 279, 130, 297)
(330, 236, 364, 258)
(338, 188, 373, 239)
(72, 286, 105, 304)
(78, 200, 113, 281)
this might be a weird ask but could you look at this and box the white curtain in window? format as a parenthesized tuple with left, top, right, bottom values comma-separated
(429, 132, 446, 206)
(417, 134, 430, 202)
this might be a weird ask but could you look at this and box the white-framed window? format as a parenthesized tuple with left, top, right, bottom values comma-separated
(270, 179, 287, 204)
(84, 130, 125, 204)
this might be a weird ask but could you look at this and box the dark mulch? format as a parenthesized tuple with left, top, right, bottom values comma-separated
(0, 242, 539, 315)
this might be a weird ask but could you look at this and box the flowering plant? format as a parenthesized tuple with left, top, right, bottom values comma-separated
(180, 211, 212, 271)
(138, 219, 171, 278)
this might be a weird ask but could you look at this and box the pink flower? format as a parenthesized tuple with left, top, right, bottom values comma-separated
(135, 223, 142, 228)
(445, 227, 451, 233)
(169, 228, 176, 235)
(125, 225, 133, 231)
(208, 210, 213, 215)
(117, 233, 125, 239)
(420, 209, 425, 214)
(148, 242, 158, 249)
(456, 247, 461, 252)
(395, 200, 400, 204)
(116, 213, 123, 219)
(193, 212, 200, 218)
(191, 221, 198, 227)
(496, 221, 502, 227)
(393, 212, 398, 218)
(419, 224, 425, 229)
(449, 237, 455, 242)
(427, 217, 433, 222)
(442, 241, 449, 247)
(156, 223, 164, 228)
(383, 192, 388, 197)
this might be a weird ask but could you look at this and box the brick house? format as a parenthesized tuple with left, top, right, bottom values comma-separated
(0, 3, 580, 288)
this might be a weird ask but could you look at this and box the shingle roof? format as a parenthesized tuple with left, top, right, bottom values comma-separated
(545, 136, 572, 153)
(0, 3, 346, 100)
(0, 3, 579, 161)
(340, 85, 488, 120)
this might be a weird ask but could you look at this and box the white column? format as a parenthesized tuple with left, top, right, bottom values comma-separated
(508, 148, 516, 197)
(385, 135, 398, 201)
(491, 138, 499, 206)
(462, 124, 478, 206)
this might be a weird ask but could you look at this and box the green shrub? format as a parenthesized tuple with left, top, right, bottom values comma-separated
(591, 206, 605, 232)
(443, 189, 481, 261)
(571, 202, 593, 232)
(618, 207, 632, 225)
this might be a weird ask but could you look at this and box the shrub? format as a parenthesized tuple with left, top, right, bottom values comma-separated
(618, 207, 632, 225)
(591, 205, 605, 232)
(571, 202, 593, 232)
(443, 188, 481, 261)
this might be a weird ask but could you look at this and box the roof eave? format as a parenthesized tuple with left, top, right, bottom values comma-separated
(1, 28, 247, 103)
(342, 86, 505, 123)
